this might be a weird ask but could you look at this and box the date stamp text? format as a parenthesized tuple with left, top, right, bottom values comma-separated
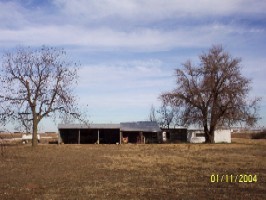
(210, 174, 258, 183)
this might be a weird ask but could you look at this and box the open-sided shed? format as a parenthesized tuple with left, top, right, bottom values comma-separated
(58, 124, 120, 144)
(58, 121, 162, 144)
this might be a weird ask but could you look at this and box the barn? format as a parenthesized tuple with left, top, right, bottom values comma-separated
(58, 121, 161, 144)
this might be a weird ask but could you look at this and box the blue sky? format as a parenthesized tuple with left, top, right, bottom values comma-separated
(0, 0, 265, 131)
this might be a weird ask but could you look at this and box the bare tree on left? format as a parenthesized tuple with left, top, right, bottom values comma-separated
(0, 46, 79, 147)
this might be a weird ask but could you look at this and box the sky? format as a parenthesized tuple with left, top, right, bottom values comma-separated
(0, 0, 265, 131)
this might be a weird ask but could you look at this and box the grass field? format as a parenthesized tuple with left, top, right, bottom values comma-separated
(0, 138, 265, 199)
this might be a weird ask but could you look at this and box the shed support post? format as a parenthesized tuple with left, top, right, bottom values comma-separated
(139, 132, 144, 144)
(120, 132, 122, 144)
(98, 129, 100, 144)
(58, 130, 61, 144)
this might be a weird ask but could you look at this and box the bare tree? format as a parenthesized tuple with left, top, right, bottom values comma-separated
(161, 45, 260, 143)
(13, 105, 33, 133)
(59, 105, 90, 126)
(157, 103, 174, 129)
(148, 104, 157, 122)
(0, 101, 10, 127)
(0, 46, 79, 146)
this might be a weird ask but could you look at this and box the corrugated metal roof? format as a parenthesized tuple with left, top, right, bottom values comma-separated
(120, 121, 161, 132)
(58, 124, 120, 129)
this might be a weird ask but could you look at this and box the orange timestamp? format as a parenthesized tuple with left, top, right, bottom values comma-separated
(210, 174, 258, 183)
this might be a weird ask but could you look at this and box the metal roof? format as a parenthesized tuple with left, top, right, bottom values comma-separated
(58, 123, 120, 129)
(120, 121, 161, 132)
(58, 121, 162, 132)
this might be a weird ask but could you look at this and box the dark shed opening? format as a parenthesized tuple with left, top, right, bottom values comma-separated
(160, 128, 187, 143)
(120, 121, 161, 144)
(58, 124, 120, 144)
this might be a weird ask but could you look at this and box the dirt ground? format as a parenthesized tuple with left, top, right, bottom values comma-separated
(0, 138, 265, 200)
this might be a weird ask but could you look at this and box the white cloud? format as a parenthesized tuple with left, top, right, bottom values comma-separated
(2, 23, 260, 51)
(53, 0, 266, 22)
(0, 25, 191, 50)
(1, 0, 265, 51)
(0, 1, 29, 28)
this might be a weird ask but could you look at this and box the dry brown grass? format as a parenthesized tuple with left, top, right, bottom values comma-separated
(0, 138, 265, 199)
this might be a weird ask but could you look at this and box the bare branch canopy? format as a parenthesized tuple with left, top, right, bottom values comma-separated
(160, 45, 260, 143)
(0, 46, 79, 146)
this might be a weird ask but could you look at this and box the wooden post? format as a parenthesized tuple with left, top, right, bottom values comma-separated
(98, 129, 100, 144)
(139, 132, 144, 144)
(120, 132, 122, 144)
(58, 130, 61, 144)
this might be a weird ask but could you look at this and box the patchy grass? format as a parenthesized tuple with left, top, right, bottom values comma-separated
(0, 139, 265, 199)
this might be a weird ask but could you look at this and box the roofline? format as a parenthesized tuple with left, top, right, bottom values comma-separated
(58, 123, 120, 130)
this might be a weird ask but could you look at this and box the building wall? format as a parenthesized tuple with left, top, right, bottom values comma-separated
(214, 130, 231, 143)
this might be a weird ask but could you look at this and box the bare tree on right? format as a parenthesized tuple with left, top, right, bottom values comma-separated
(161, 45, 260, 143)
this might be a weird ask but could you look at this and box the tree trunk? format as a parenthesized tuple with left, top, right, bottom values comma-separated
(203, 123, 213, 143)
(205, 128, 215, 143)
(32, 118, 38, 147)
(205, 132, 214, 143)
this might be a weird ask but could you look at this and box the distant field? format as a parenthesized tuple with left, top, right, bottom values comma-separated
(0, 132, 58, 144)
(0, 138, 265, 199)
(232, 131, 266, 139)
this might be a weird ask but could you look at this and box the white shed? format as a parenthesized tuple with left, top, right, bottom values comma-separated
(214, 129, 231, 143)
